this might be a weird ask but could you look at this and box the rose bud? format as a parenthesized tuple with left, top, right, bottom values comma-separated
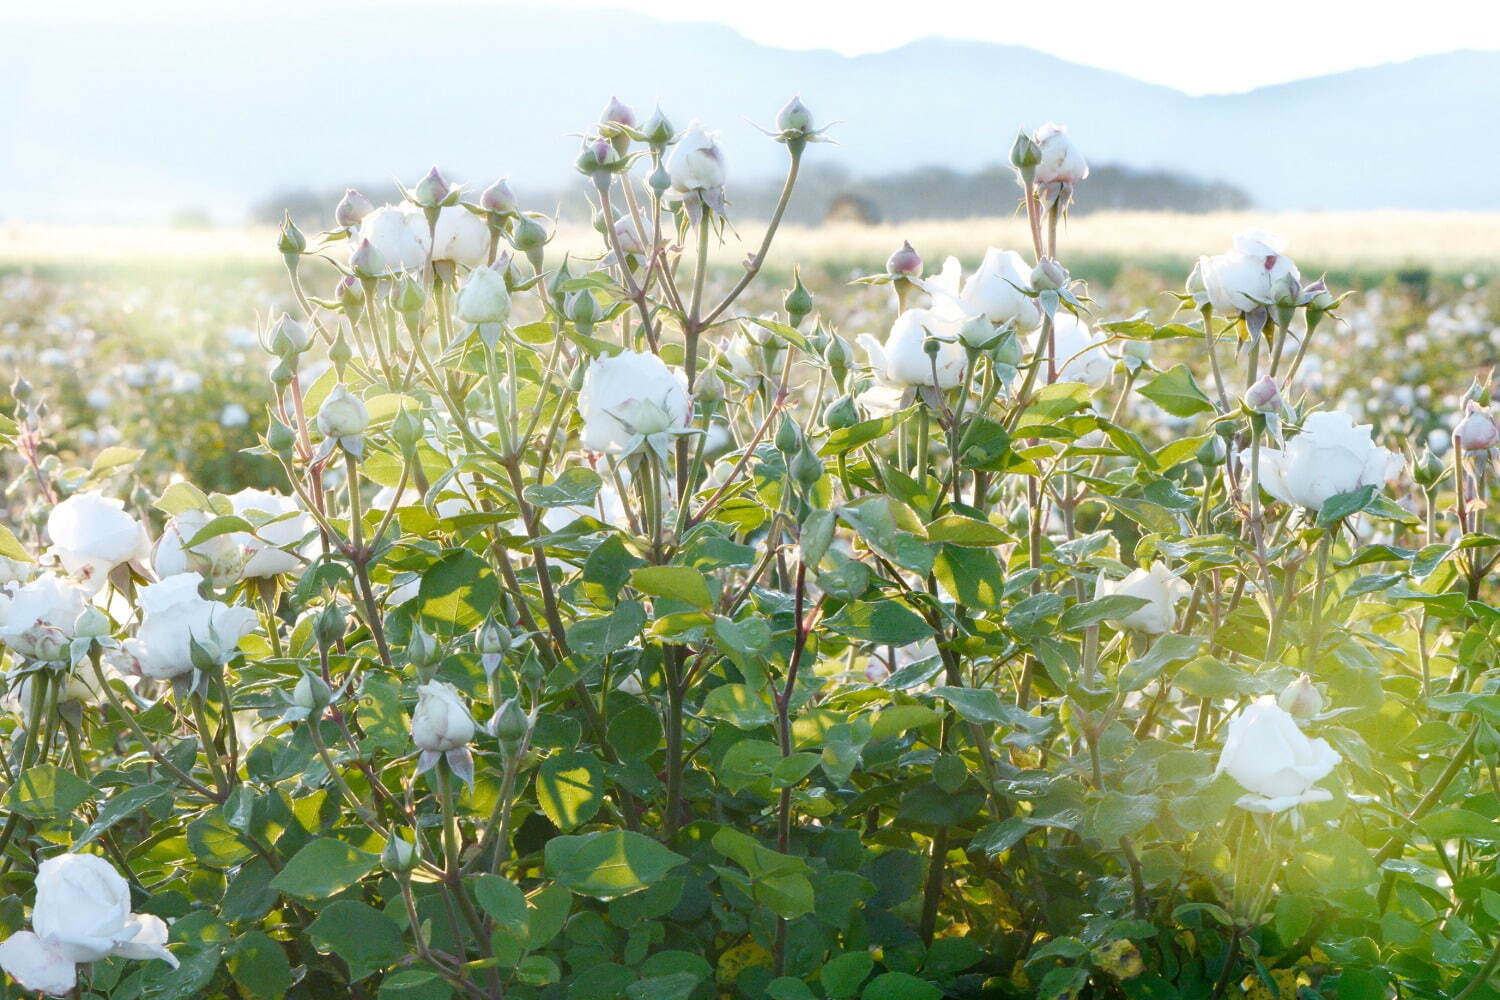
(268, 313, 311, 357)
(411, 166, 453, 209)
(1277, 673, 1325, 721)
(1030, 257, 1069, 291)
(601, 95, 635, 130)
(334, 188, 374, 229)
(315, 384, 369, 440)
(886, 240, 923, 278)
(640, 105, 674, 147)
(411, 681, 476, 753)
(776, 96, 814, 134)
(480, 178, 519, 217)
(292, 672, 332, 714)
(1244, 375, 1282, 413)
(1455, 402, 1500, 451)
(1413, 447, 1445, 488)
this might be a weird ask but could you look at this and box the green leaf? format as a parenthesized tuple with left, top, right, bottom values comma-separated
(568, 601, 647, 659)
(837, 497, 935, 576)
(473, 875, 530, 940)
(712, 828, 816, 919)
(5, 764, 93, 820)
(536, 751, 606, 830)
(154, 481, 212, 517)
(630, 565, 714, 612)
(227, 930, 293, 999)
(73, 783, 171, 850)
(90, 446, 145, 476)
(821, 413, 906, 456)
(1089, 791, 1159, 841)
(933, 546, 1005, 612)
(1118, 634, 1204, 692)
(0, 525, 32, 564)
(307, 901, 405, 981)
(822, 951, 875, 998)
(1138, 364, 1214, 417)
(862, 972, 940, 1000)
(1059, 595, 1149, 631)
(924, 514, 1008, 546)
(929, 686, 1008, 724)
(544, 830, 687, 900)
(270, 838, 379, 901)
(417, 549, 500, 634)
(1420, 807, 1500, 842)
(1316, 484, 1377, 527)
(824, 600, 934, 645)
(702, 684, 777, 730)
(522, 467, 602, 507)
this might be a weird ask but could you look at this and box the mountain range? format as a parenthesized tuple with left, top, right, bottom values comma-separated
(3, 6, 1496, 222)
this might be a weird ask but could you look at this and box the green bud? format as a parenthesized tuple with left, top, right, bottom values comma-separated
(791, 446, 824, 487)
(269, 358, 296, 388)
(823, 394, 859, 431)
(330, 332, 353, 375)
(490, 698, 529, 752)
(314, 604, 347, 650)
(411, 166, 454, 209)
(293, 671, 332, 712)
(391, 274, 426, 317)
(74, 606, 111, 640)
(382, 834, 421, 874)
(1413, 447, 1445, 488)
(267, 417, 296, 458)
(407, 626, 440, 670)
(1009, 130, 1042, 170)
(477, 619, 512, 657)
(1196, 436, 1227, 467)
(775, 415, 802, 455)
(277, 214, 307, 257)
(641, 106, 674, 147)
(784, 269, 813, 327)
(390, 406, 423, 456)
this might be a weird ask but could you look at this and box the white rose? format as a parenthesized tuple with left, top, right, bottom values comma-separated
(1033, 122, 1088, 185)
(455, 266, 512, 326)
(1242, 410, 1400, 511)
(1095, 564, 1190, 635)
(1047, 313, 1113, 386)
(0, 574, 89, 661)
(153, 509, 245, 588)
(858, 309, 967, 390)
(667, 123, 727, 192)
(0, 930, 75, 995)
(356, 205, 431, 273)
(960, 248, 1041, 330)
(1455, 403, 1500, 451)
(229, 489, 310, 578)
(411, 681, 476, 752)
(126, 573, 259, 680)
(431, 207, 489, 268)
(578, 351, 692, 453)
(1215, 697, 1340, 813)
(27, 853, 177, 967)
(1196, 230, 1300, 314)
(46, 494, 149, 591)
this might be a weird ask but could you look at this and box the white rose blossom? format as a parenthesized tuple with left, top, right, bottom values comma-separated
(0, 853, 177, 996)
(412, 680, 477, 782)
(1095, 564, 1191, 635)
(356, 205, 431, 273)
(578, 351, 693, 456)
(958, 248, 1042, 331)
(0, 574, 90, 661)
(122, 573, 258, 681)
(45, 494, 149, 591)
(858, 309, 968, 391)
(1042, 312, 1113, 387)
(1032, 122, 1088, 186)
(431, 207, 490, 269)
(1241, 410, 1400, 511)
(666, 123, 727, 193)
(1216, 697, 1340, 813)
(1195, 230, 1300, 314)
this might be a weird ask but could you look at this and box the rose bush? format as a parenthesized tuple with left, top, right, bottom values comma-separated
(0, 96, 1494, 1000)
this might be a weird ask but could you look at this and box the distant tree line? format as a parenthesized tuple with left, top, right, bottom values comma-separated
(254, 161, 1249, 230)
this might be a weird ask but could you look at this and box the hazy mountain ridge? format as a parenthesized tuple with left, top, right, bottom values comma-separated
(2, 7, 1495, 221)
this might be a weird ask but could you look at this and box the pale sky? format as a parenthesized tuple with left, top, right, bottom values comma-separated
(7, 0, 1499, 94)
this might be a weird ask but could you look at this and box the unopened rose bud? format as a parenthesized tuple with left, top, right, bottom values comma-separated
(314, 603, 347, 650)
(316, 384, 369, 440)
(1009, 130, 1042, 171)
(576, 137, 623, 179)
(267, 416, 296, 457)
(330, 331, 353, 373)
(350, 239, 389, 280)
(601, 95, 635, 129)
(412, 166, 453, 209)
(382, 833, 420, 874)
(791, 446, 823, 487)
(886, 240, 923, 278)
(277, 215, 306, 257)
(991, 330, 1023, 368)
(389, 274, 426, 319)
(696, 367, 726, 404)
(1244, 376, 1282, 413)
(1197, 435, 1227, 467)
(1030, 257, 1068, 291)
(477, 619, 511, 657)
(490, 697, 529, 754)
(407, 625, 440, 670)
(337, 275, 365, 314)
(1413, 447, 1445, 488)
(480, 178, 519, 217)
(10, 375, 32, 403)
(293, 671, 332, 713)
(269, 358, 295, 388)
(640, 106, 674, 147)
(775, 415, 802, 455)
(784, 269, 813, 327)
(1277, 674, 1324, 721)
(390, 406, 423, 456)
(508, 215, 550, 270)
(1456, 403, 1500, 451)
(74, 606, 111, 639)
(824, 394, 859, 431)
(335, 188, 374, 229)
(456, 266, 512, 327)
(776, 96, 814, 134)
(268, 313, 311, 358)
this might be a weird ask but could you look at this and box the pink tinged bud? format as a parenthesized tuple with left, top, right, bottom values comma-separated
(1244, 375, 1282, 412)
(335, 188, 374, 228)
(1456, 403, 1500, 451)
(1030, 257, 1068, 291)
(1277, 674, 1324, 721)
(413, 166, 451, 207)
(601, 95, 635, 129)
(886, 240, 922, 277)
(350, 239, 388, 279)
(480, 178, 518, 216)
(776, 96, 814, 133)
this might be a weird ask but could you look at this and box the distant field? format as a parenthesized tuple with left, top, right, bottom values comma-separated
(2, 211, 1497, 286)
